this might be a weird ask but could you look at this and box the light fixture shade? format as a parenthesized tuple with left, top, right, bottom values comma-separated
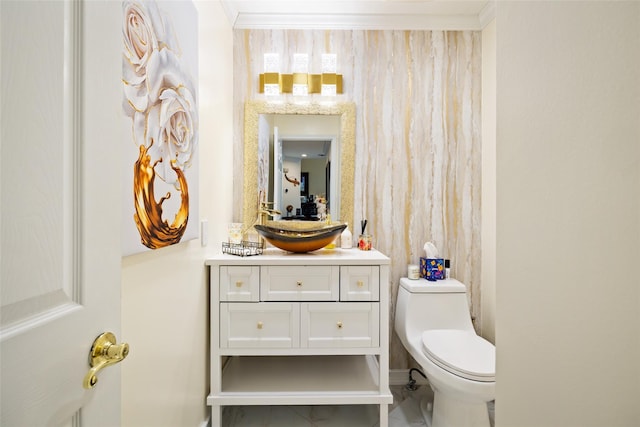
(263, 53, 280, 96)
(292, 53, 309, 96)
(321, 53, 337, 73)
(321, 53, 337, 96)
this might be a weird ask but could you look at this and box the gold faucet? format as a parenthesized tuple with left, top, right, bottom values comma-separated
(258, 201, 281, 225)
(252, 201, 281, 249)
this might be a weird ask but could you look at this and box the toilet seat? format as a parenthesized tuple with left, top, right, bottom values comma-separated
(421, 329, 495, 382)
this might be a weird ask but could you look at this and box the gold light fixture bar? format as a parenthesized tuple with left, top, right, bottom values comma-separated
(259, 73, 343, 94)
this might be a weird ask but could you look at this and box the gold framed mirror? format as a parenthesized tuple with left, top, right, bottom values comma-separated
(243, 100, 355, 230)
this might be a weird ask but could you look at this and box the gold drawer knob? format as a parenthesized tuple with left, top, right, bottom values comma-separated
(257, 321, 263, 329)
(296, 281, 303, 287)
(235, 281, 243, 288)
(357, 280, 364, 288)
(336, 321, 343, 329)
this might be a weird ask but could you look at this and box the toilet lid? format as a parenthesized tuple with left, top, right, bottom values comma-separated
(421, 330, 495, 382)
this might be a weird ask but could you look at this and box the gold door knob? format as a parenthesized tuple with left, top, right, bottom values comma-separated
(83, 332, 129, 389)
(235, 281, 243, 288)
(257, 321, 264, 329)
(336, 321, 343, 329)
(357, 280, 364, 288)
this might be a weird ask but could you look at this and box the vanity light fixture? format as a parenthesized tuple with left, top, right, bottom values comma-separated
(259, 53, 343, 96)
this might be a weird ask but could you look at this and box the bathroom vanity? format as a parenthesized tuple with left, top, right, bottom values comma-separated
(206, 248, 392, 426)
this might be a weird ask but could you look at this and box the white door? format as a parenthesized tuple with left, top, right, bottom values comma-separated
(1, 1, 124, 426)
(273, 126, 282, 217)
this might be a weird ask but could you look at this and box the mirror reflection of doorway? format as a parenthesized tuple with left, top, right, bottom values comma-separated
(277, 137, 336, 220)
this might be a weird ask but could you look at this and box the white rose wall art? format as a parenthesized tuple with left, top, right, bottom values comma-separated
(122, 0, 199, 255)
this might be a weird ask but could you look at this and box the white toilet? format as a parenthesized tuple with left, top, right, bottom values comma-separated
(395, 277, 495, 427)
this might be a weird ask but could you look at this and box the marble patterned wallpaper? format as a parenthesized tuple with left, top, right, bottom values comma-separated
(232, 29, 482, 369)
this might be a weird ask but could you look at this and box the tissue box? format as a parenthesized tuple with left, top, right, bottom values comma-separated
(420, 257, 444, 280)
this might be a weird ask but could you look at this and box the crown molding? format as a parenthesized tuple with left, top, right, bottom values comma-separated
(478, 1, 496, 28)
(222, 1, 492, 31)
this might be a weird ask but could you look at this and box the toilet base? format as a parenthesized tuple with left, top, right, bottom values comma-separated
(419, 396, 434, 426)
(419, 390, 490, 427)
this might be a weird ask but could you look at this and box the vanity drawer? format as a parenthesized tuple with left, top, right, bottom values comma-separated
(340, 266, 380, 301)
(300, 303, 379, 348)
(220, 303, 299, 348)
(220, 266, 260, 302)
(261, 266, 339, 301)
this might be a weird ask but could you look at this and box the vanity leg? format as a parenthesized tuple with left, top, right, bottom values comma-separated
(379, 403, 389, 427)
(210, 405, 221, 427)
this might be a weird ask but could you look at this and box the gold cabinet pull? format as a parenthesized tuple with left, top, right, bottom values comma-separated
(357, 280, 364, 288)
(83, 332, 129, 389)
(336, 321, 343, 329)
(235, 281, 243, 288)
(296, 281, 303, 287)
(257, 321, 264, 329)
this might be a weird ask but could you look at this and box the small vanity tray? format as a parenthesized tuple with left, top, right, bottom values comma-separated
(222, 241, 263, 257)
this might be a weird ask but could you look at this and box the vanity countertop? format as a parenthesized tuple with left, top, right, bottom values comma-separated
(206, 247, 390, 266)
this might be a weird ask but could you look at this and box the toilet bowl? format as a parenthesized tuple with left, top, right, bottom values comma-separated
(395, 278, 495, 427)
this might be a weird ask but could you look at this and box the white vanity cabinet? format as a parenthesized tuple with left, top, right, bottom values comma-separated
(206, 249, 392, 427)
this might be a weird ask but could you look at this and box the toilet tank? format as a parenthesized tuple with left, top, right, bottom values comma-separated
(395, 278, 475, 340)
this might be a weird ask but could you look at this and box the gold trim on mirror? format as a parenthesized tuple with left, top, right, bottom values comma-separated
(243, 100, 355, 231)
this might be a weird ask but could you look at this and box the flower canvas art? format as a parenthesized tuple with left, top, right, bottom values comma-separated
(122, 0, 199, 255)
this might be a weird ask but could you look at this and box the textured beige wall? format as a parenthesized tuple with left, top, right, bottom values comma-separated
(232, 29, 482, 369)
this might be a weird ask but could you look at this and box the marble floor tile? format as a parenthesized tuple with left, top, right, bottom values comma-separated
(387, 385, 432, 427)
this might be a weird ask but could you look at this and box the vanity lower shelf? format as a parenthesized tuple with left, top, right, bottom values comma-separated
(209, 354, 393, 406)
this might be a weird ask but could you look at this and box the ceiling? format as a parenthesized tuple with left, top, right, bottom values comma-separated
(221, 1, 494, 31)
(282, 139, 331, 160)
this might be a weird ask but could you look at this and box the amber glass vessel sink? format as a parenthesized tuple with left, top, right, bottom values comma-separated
(254, 221, 347, 253)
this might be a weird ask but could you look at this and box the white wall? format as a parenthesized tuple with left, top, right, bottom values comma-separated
(121, 1, 233, 426)
(495, 2, 640, 426)
(481, 18, 496, 344)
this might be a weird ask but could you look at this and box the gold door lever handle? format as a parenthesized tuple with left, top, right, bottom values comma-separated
(83, 332, 129, 389)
